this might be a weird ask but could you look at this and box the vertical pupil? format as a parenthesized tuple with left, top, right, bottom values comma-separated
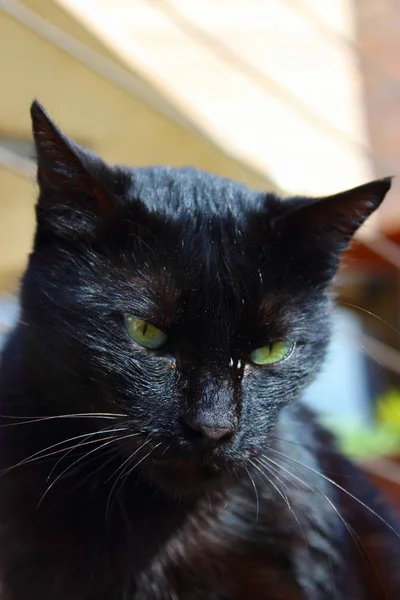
(142, 322, 148, 336)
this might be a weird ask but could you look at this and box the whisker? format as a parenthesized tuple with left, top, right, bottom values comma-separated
(46, 425, 127, 482)
(268, 435, 312, 450)
(250, 458, 304, 537)
(269, 449, 400, 540)
(0, 428, 129, 478)
(104, 436, 151, 485)
(339, 301, 400, 336)
(244, 464, 259, 522)
(37, 434, 123, 507)
(105, 434, 155, 522)
(259, 454, 385, 594)
(121, 443, 162, 481)
(111, 443, 162, 518)
(259, 456, 334, 554)
(49, 450, 120, 509)
(37, 430, 140, 507)
(0, 412, 126, 428)
(332, 327, 384, 369)
(259, 455, 361, 546)
(252, 457, 289, 505)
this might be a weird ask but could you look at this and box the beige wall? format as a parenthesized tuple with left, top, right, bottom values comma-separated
(60, 0, 372, 196)
(0, 11, 274, 178)
(0, 168, 35, 290)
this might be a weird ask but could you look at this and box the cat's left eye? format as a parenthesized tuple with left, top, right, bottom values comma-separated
(250, 341, 294, 365)
(125, 316, 167, 350)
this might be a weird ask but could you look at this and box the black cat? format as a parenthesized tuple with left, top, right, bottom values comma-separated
(0, 101, 399, 599)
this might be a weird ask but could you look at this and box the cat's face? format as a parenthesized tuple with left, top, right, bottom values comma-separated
(21, 102, 391, 496)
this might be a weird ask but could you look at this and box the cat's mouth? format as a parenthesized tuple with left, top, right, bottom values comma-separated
(146, 453, 228, 496)
(152, 457, 194, 470)
(119, 436, 235, 495)
(151, 455, 220, 475)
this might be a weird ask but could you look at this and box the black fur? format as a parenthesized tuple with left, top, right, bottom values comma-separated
(0, 101, 399, 599)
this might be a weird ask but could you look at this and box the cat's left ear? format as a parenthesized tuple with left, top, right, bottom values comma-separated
(31, 100, 125, 236)
(274, 178, 392, 285)
(281, 178, 392, 252)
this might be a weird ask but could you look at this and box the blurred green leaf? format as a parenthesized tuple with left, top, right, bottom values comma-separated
(324, 388, 400, 460)
(377, 388, 400, 435)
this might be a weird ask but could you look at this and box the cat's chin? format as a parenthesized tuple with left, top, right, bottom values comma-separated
(144, 457, 230, 498)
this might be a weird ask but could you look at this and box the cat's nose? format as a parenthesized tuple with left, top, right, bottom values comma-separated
(184, 415, 236, 444)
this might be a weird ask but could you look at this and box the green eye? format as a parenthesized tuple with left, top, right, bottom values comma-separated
(125, 316, 167, 350)
(250, 341, 294, 365)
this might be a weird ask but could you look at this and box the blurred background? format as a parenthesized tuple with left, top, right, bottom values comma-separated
(1, 0, 400, 496)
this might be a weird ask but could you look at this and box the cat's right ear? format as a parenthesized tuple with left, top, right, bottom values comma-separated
(31, 101, 126, 237)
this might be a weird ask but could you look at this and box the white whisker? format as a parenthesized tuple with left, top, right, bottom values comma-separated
(269, 448, 400, 540)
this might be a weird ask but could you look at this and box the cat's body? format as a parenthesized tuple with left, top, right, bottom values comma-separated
(0, 102, 399, 599)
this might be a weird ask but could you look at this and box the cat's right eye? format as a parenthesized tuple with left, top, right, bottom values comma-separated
(124, 316, 167, 350)
(250, 341, 294, 365)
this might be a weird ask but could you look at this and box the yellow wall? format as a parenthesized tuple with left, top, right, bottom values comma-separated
(0, 168, 35, 290)
(0, 12, 272, 179)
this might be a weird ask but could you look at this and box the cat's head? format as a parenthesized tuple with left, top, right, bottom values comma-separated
(22, 101, 391, 496)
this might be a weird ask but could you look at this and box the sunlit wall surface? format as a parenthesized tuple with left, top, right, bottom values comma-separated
(58, 0, 372, 195)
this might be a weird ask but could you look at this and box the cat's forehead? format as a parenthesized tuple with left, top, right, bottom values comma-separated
(124, 238, 286, 328)
(117, 167, 278, 306)
(128, 166, 263, 217)
(115, 168, 302, 323)
(124, 166, 270, 274)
